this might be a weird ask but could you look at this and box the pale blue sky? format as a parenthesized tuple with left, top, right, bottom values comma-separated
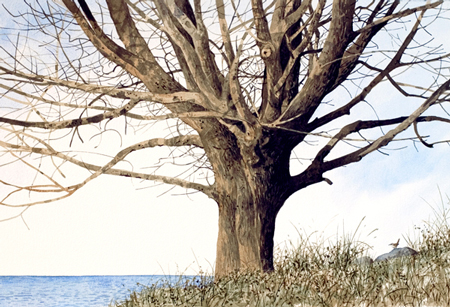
(0, 1, 450, 276)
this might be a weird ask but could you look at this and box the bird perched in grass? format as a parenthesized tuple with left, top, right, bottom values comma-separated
(389, 238, 400, 249)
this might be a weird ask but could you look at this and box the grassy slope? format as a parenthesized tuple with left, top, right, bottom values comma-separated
(111, 195, 450, 307)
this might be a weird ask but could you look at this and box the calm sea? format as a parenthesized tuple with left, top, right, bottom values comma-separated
(0, 275, 196, 307)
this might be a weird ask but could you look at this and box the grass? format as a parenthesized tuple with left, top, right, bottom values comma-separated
(110, 193, 450, 307)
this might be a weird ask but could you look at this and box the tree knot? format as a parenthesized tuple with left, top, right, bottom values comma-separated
(260, 44, 274, 59)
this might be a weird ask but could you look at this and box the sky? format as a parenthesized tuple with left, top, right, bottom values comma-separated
(1, 1, 450, 277)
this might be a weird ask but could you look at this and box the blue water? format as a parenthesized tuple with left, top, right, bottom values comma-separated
(0, 275, 195, 307)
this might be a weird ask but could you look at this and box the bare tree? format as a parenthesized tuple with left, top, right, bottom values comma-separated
(1, 0, 449, 278)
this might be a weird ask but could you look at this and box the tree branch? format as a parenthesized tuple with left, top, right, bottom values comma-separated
(251, 0, 272, 44)
(356, 1, 443, 34)
(62, 0, 185, 94)
(306, 5, 432, 131)
(282, 0, 311, 35)
(191, 0, 223, 96)
(303, 78, 450, 186)
(272, 0, 325, 99)
(328, 0, 398, 92)
(0, 99, 141, 129)
(124, 0, 201, 91)
(106, 0, 158, 63)
(0, 134, 214, 201)
(280, 0, 356, 124)
(0, 65, 209, 108)
(152, 0, 223, 106)
(216, 0, 235, 65)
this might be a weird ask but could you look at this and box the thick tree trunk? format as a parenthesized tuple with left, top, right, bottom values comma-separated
(214, 166, 288, 278)
(201, 125, 293, 279)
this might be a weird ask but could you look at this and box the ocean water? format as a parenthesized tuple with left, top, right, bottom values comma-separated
(0, 275, 194, 307)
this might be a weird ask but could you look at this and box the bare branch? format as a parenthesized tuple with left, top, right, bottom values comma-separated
(0, 134, 213, 202)
(319, 78, 450, 174)
(152, 0, 224, 106)
(0, 65, 210, 108)
(125, 0, 162, 30)
(216, 0, 235, 65)
(106, 0, 158, 63)
(278, 0, 311, 36)
(328, 0, 398, 92)
(357, 1, 443, 34)
(280, 0, 356, 123)
(306, 6, 434, 131)
(0, 99, 141, 129)
(272, 0, 325, 99)
(62, 0, 185, 94)
(413, 120, 433, 148)
(251, 0, 272, 44)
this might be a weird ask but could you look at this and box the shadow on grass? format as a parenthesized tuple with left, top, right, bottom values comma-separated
(111, 193, 450, 307)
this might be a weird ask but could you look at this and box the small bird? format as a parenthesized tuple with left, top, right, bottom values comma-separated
(389, 238, 400, 249)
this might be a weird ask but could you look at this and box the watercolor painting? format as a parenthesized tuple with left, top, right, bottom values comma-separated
(1, 1, 450, 306)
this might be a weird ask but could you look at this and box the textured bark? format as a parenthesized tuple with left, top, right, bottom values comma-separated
(213, 168, 285, 277)
(199, 122, 293, 277)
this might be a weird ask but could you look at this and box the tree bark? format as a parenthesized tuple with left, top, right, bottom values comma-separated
(213, 160, 290, 278)
(201, 124, 293, 278)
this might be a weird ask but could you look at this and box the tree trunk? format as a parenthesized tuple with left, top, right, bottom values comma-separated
(201, 125, 293, 279)
(214, 165, 289, 278)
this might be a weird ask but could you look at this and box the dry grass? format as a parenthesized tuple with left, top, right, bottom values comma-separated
(111, 194, 450, 307)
